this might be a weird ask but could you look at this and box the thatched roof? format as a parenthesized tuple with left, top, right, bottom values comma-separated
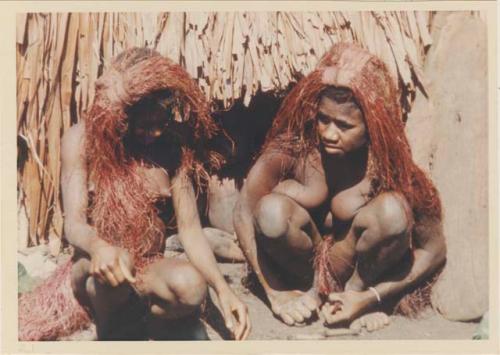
(17, 11, 433, 247)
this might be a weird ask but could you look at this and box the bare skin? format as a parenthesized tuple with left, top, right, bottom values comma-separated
(62, 119, 250, 340)
(208, 176, 240, 234)
(234, 89, 446, 330)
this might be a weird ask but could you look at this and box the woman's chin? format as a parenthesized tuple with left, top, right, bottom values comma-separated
(322, 146, 345, 156)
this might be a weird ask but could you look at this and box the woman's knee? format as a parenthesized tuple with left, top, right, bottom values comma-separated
(377, 192, 412, 236)
(152, 259, 208, 308)
(255, 193, 294, 238)
(353, 192, 412, 254)
(170, 264, 207, 307)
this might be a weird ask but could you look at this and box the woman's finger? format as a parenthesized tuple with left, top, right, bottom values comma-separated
(119, 256, 136, 284)
(111, 259, 125, 284)
(328, 309, 348, 324)
(328, 293, 344, 303)
(234, 305, 247, 340)
(324, 308, 335, 324)
(90, 256, 99, 275)
(90, 257, 106, 284)
(102, 265, 118, 287)
(220, 301, 234, 333)
(242, 313, 251, 340)
(302, 295, 318, 311)
(319, 304, 331, 322)
(93, 267, 106, 285)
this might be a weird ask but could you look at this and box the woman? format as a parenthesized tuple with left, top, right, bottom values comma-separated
(20, 48, 250, 340)
(233, 43, 446, 331)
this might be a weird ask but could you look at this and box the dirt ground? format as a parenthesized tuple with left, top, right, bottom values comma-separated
(203, 263, 477, 341)
(46, 259, 477, 341)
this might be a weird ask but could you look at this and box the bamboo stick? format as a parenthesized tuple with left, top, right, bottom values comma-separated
(61, 13, 79, 130)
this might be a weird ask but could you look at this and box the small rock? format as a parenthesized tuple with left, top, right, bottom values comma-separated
(18, 248, 57, 280)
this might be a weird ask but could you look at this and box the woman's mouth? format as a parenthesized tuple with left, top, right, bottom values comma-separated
(322, 142, 341, 150)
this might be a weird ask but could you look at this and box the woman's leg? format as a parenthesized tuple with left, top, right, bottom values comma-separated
(70, 256, 133, 339)
(254, 192, 320, 285)
(345, 192, 413, 291)
(139, 258, 208, 320)
(321, 192, 412, 332)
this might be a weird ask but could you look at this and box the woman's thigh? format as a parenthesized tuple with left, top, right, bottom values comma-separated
(254, 193, 318, 283)
(351, 192, 413, 284)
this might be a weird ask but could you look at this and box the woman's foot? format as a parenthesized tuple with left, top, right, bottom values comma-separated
(268, 289, 320, 326)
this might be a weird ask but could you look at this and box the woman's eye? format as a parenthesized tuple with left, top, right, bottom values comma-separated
(318, 114, 329, 124)
(336, 121, 352, 130)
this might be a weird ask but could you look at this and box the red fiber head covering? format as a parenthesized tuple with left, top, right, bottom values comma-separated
(85, 47, 223, 268)
(264, 43, 441, 219)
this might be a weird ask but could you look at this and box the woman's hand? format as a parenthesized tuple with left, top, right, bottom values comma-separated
(89, 239, 136, 287)
(214, 287, 251, 340)
(320, 289, 372, 325)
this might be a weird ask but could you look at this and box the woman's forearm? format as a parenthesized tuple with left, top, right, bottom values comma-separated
(171, 169, 230, 293)
(366, 248, 446, 305)
(64, 221, 102, 255)
(178, 229, 230, 293)
(233, 200, 284, 295)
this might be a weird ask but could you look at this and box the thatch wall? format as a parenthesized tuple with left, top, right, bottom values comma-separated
(17, 11, 434, 249)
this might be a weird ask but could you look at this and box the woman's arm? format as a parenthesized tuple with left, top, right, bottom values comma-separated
(363, 218, 447, 302)
(272, 150, 328, 209)
(170, 168, 250, 340)
(233, 152, 294, 295)
(61, 123, 99, 254)
(324, 218, 446, 324)
(61, 123, 135, 286)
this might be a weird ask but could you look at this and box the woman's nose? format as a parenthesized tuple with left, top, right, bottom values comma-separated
(324, 124, 340, 142)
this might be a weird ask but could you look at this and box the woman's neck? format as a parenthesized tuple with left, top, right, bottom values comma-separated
(322, 145, 369, 185)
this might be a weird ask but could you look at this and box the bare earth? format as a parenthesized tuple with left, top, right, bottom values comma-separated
(203, 263, 477, 341)
(18, 249, 477, 341)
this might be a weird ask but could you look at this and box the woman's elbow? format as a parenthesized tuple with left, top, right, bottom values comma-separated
(436, 242, 447, 266)
(429, 241, 446, 271)
(63, 221, 77, 244)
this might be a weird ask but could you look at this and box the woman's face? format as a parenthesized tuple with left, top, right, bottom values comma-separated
(316, 93, 367, 156)
(129, 100, 170, 145)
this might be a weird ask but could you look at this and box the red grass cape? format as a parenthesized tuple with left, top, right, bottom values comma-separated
(85, 47, 222, 272)
(18, 48, 222, 340)
(264, 43, 443, 316)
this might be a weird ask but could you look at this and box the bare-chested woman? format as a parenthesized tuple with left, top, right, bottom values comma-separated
(61, 48, 249, 340)
(233, 43, 446, 331)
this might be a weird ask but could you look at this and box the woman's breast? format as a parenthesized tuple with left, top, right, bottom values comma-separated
(330, 178, 371, 223)
(139, 166, 172, 199)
